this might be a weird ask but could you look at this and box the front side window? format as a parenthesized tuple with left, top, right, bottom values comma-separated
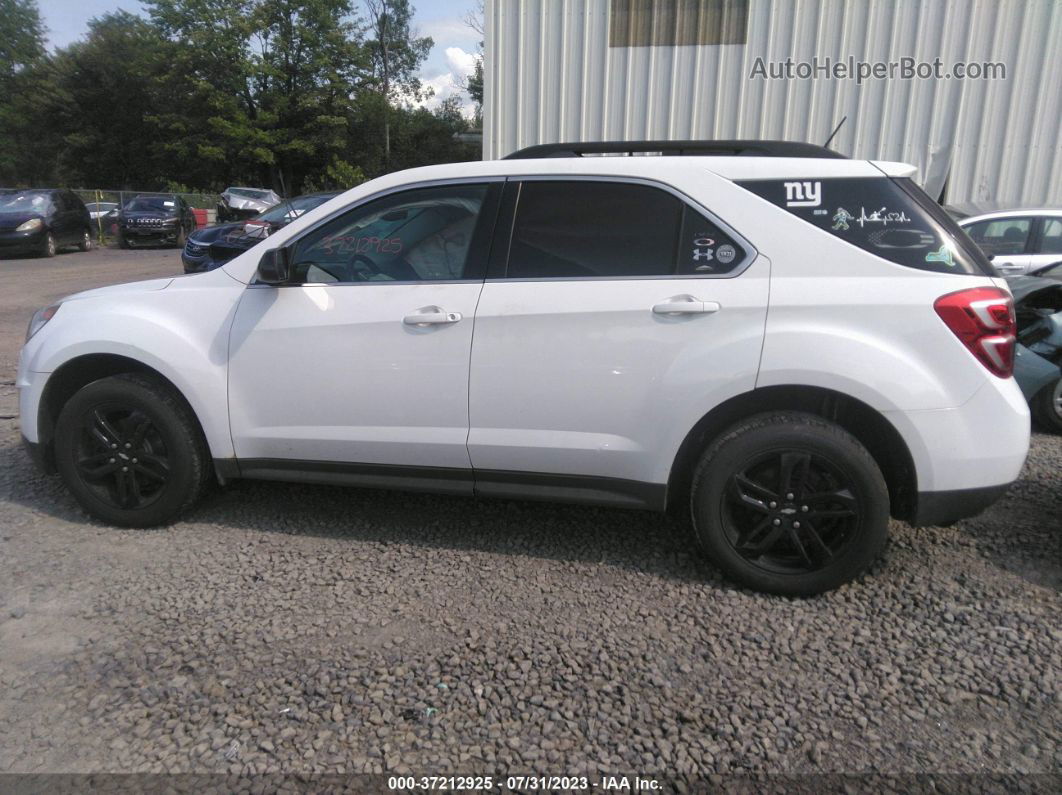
(290, 184, 489, 284)
(739, 177, 992, 275)
(964, 217, 1033, 257)
(506, 181, 747, 279)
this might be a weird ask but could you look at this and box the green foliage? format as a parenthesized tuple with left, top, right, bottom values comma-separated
(0, 0, 476, 193)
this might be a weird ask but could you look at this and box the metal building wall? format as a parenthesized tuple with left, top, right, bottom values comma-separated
(484, 0, 1062, 206)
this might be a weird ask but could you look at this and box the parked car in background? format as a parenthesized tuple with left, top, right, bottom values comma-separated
(17, 141, 1032, 596)
(117, 195, 197, 249)
(1009, 276, 1062, 433)
(959, 209, 1062, 277)
(216, 187, 281, 223)
(0, 189, 92, 257)
(85, 201, 118, 222)
(182, 191, 340, 273)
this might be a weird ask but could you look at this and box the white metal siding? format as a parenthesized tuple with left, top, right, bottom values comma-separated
(484, 0, 1062, 206)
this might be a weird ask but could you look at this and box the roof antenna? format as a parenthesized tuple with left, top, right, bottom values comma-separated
(823, 116, 847, 150)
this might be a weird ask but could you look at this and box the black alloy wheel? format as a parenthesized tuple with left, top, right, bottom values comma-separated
(690, 412, 889, 595)
(54, 374, 211, 527)
(72, 403, 171, 510)
(723, 449, 860, 574)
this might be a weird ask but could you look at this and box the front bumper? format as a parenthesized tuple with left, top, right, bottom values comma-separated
(0, 228, 45, 254)
(22, 435, 54, 474)
(121, 226, 181, 243)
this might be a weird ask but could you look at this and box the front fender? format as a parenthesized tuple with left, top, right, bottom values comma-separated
(22, 275, 243, 460)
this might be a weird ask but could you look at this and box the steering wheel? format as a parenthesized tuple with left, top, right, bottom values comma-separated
(351, 253, 384, 280)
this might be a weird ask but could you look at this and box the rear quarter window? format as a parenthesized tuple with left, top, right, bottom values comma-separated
(737, 177, 992, 275)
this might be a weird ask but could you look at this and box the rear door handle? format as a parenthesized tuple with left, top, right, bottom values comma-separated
(403, 306, 462, 326)
(652, 296, 721, 315)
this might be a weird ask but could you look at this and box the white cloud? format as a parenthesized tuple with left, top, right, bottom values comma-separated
(415, 46, 479, 118)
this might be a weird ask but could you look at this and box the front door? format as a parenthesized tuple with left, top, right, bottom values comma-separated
(228, 182, 501, 487)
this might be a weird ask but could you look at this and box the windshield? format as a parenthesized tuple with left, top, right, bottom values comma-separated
(0, 191, 52, 213)
(124, 197, 177, 212)
(227, 188, 273, 199)
(256, 194, 334, 225)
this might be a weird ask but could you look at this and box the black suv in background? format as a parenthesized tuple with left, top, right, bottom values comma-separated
(0, 189, 92, 257)
(118, 195, 197, 249)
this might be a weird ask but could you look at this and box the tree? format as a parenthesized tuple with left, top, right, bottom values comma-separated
(146, 0, 370, 192)
(363, 0, 432, 162)
(462, 0, 484, 126)
(57, 12, 171, 188)
(0, 0, 45, 88)
(0, 0, 53, 183)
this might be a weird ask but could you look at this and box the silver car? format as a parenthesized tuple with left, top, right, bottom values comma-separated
(959, 208, 1062, 277)
(217, 187, 282, 223)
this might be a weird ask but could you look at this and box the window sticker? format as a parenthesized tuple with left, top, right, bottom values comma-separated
(163, 201, 175, 207)
(737, 177, 991, 275)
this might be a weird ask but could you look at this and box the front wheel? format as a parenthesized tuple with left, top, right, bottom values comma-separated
(40, 232, 57, 258)
(78, 228, 93, 252)
(1031, 377, 1062, 434)
(53, 374, 211, 527)
(690, 412, 889, 596)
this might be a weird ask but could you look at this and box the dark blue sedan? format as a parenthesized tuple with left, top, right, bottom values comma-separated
(182, 191, 340, 273)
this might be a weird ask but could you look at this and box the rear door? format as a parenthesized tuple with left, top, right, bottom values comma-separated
(1029, 216, 1062, 271)
(963, 216, 1034, 275)
(467, 178, 769, 504)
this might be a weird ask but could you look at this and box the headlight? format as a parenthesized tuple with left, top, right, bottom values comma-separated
(26, 304, 61, 342)
(16, 218, 43, 232)
(162, 216, 179, 225)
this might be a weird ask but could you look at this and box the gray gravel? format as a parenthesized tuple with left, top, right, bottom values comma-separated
(0, 249, 1060, 781)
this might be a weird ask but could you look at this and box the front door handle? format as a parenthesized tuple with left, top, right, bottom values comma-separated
(403, 306, 462, 326)
(652, 296, 721, 315)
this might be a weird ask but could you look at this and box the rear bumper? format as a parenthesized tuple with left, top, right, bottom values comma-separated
(886, 377, 1030, 494)
(910, 483, 1012, 527)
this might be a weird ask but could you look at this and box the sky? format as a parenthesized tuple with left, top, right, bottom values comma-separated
(36, 0, 482, 113)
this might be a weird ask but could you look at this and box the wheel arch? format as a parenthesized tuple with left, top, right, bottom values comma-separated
(666, 385, 918, 521)
(35, 353, 213, 477)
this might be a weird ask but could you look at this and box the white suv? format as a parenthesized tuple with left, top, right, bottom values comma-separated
(17, 141, 1031, 595)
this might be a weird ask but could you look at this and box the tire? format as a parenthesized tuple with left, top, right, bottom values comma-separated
(118, 233, 131, 249)
(78, 228, 93, 252)
(690, 412, 889, 596)
(53, 373, 211, 528)
(175, 225, 187, 249)
(1031, 377, 1062, 434)
(40, 232, 56, 258)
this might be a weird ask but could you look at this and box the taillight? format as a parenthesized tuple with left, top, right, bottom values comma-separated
(933, 287, 1015, 378)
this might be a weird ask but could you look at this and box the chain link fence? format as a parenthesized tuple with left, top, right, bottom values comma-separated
(71, 189, 221, 241)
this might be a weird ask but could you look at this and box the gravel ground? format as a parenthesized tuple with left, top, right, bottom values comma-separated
(0, 248, 1059, 786)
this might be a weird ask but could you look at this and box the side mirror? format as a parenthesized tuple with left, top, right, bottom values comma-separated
(256, 246, 291, 284)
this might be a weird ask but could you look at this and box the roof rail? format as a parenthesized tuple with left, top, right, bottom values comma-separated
(503, 139, 847, 160)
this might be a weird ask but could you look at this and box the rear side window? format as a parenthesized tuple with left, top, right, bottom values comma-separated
(738, 177, 992, 275)
(1039, 218, 1062, 255)
(506, 181, 747, 278)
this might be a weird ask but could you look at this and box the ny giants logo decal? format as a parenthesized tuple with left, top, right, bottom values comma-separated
(784, 180, 822, 208)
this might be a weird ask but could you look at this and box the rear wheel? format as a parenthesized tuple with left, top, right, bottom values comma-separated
(53, 374, 211, 527)
(1031, 377, 1062, 434)
(690, 412, 889, 596)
